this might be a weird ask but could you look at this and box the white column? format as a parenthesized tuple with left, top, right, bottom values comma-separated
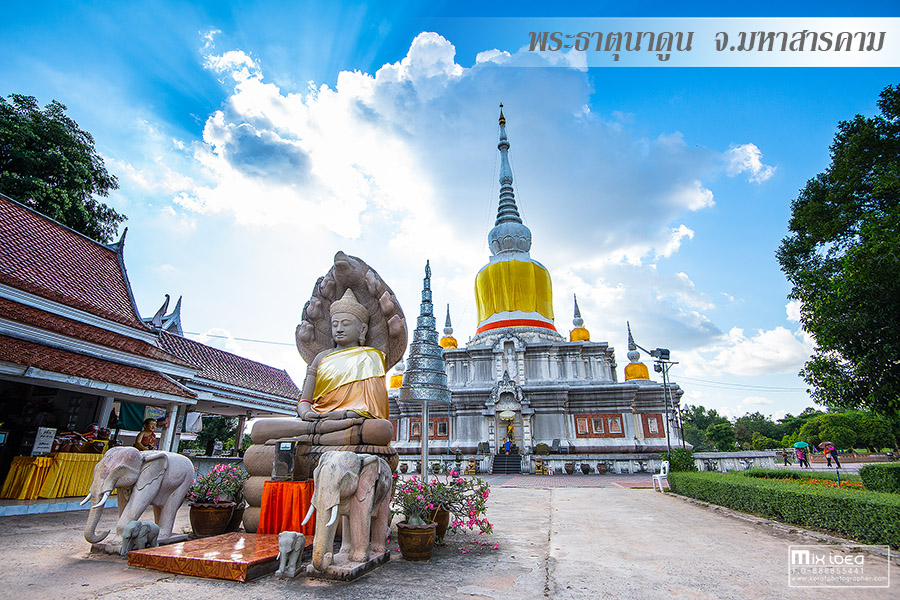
(95, 396, 114, 428)
(235, 415, 248, 452)
(158, 403, 179, 452)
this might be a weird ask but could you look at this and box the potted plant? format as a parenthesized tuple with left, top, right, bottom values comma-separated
(187, 463, 248, 537)
(392, 475, 438, 560)
(432, 470, 493, 539)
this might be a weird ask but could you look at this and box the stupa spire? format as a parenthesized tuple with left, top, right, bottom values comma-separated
(488, 104, 532, 255)
(569, 294, 590, 341)
(624, 321, 650, 381)
(440, 304, 458, 349)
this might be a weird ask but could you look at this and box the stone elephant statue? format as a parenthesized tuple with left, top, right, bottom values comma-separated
(82, 446, 194, 546)
(303, 451, 391, 572)
(120, 520, 160, 556)
(275, 530, 306, 577)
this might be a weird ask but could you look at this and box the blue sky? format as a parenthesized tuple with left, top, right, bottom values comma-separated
(3, 1, 899, 421)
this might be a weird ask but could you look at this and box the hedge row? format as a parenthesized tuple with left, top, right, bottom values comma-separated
(667, 471, 900, 549)
(859, 463, 900, 493)
(745, 468, 860, 482)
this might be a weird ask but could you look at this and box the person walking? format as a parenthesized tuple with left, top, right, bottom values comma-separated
(828, 444, 842, 469)
(782, 448, 793, 466)
(797, 448, 810, 468)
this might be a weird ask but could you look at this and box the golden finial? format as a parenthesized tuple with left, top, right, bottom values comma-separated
(499, 102, 506, 126)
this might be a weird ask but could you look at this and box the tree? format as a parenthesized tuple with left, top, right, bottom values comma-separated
(734, 412, 781, 446)
(682, 405, 732, 451)
(0, 94, 124, 242)
(705, 422, 737, 452)
(777, 84, 900, 416)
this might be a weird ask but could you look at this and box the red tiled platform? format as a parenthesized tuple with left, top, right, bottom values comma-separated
(127, 533, 281, 582)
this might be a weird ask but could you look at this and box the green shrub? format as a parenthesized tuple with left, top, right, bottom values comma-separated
(659, 448, 697, 472)
(859, 462, 900, 493)
(745, 468, 861, 482)
(668, 471, 900, 549)
(534, 443, 550, 455)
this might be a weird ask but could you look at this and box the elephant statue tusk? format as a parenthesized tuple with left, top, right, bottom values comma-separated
(302, 504, 315, 526)
(91, 490, 111, 509)
(79, 493, 92, 506)
(326, 505, 338, 528)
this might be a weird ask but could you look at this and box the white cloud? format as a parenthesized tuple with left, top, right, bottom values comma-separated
(743, 396, 773, 406)
(786, 300, 802, 322)
(684, 326, 814, 377)
(726, 143, 775, 183)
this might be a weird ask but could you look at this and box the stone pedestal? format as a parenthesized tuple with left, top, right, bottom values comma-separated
(305, 551, 391, 581)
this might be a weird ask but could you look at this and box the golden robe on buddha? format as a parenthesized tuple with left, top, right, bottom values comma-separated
(311, 346, 389, 419)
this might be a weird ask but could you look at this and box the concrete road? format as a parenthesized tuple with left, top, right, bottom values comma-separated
(0, 485, 894, 600)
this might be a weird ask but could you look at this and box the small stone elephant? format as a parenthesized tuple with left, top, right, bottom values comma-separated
(120, 520, 160, 556)
(275, 531, 306, 578)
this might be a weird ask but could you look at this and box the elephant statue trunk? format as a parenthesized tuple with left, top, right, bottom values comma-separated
(84, 498, 111, 544)
(311, 501, 340, 571)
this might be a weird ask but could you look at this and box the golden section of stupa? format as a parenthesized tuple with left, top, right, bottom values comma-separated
(569, 294, 590, 341)
(624, 322, 650, 381)
(439, 304, 458, 348)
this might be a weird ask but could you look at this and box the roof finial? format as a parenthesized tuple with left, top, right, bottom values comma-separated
(499, 102, 505, 126)
(444, 304, 453, 335)
(573, 294, 584, 327)
(627, 321, 637, 351)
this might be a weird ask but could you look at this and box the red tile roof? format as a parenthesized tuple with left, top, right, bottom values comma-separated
(0, 194, 146, 329)
(0, 297, 194, 368)
(157, 330, 300, 401)
(0, 335, 195, 399)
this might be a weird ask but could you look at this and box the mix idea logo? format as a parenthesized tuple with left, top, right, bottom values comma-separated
(788, 545, 891, 588)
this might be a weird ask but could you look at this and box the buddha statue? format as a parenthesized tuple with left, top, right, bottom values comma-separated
(249, 251, 407, 449)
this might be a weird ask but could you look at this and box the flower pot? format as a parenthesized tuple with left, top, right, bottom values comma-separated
(189, 502, 235, 537)
(597, 463, 607, 475)
(397, 521, 437, 561)
(430, 507, 450, 541)
(225, 505, 246, 532)
(580, 463, 592, 475)
(400, 463, 409, 474)
(564, 462, 575, 475)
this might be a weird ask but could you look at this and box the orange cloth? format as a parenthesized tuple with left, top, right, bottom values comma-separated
(312, 377, 389, 420)
(258, 480, 316, 538)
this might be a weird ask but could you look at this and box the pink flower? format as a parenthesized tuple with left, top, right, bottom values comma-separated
(461, 548, 470, 554)
(492, 544, 499, 549)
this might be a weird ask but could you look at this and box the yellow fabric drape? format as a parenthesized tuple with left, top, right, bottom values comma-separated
(311, 346, 388, 419)
(624, 362, 650, 381)
(39, 452, 105, 498)
(475, 260, 554, 324)
(0, 456, 54, 500)
(312, 346, 386, 400)
(312, 377, 389, 420)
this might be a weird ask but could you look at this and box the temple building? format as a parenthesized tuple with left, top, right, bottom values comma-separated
(389, 108, 684, 473)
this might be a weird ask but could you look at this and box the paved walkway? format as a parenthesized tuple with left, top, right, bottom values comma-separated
(0, 485, 893, 599)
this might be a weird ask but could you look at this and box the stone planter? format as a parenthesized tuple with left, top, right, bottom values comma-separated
(400, 463, 409, 474)
(597, 463, 608, 475)
(189, 502, 235, 537)
(397, 522, 437, 561)
(564, 462, 575, 475)
(580, 463, 592, 475)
